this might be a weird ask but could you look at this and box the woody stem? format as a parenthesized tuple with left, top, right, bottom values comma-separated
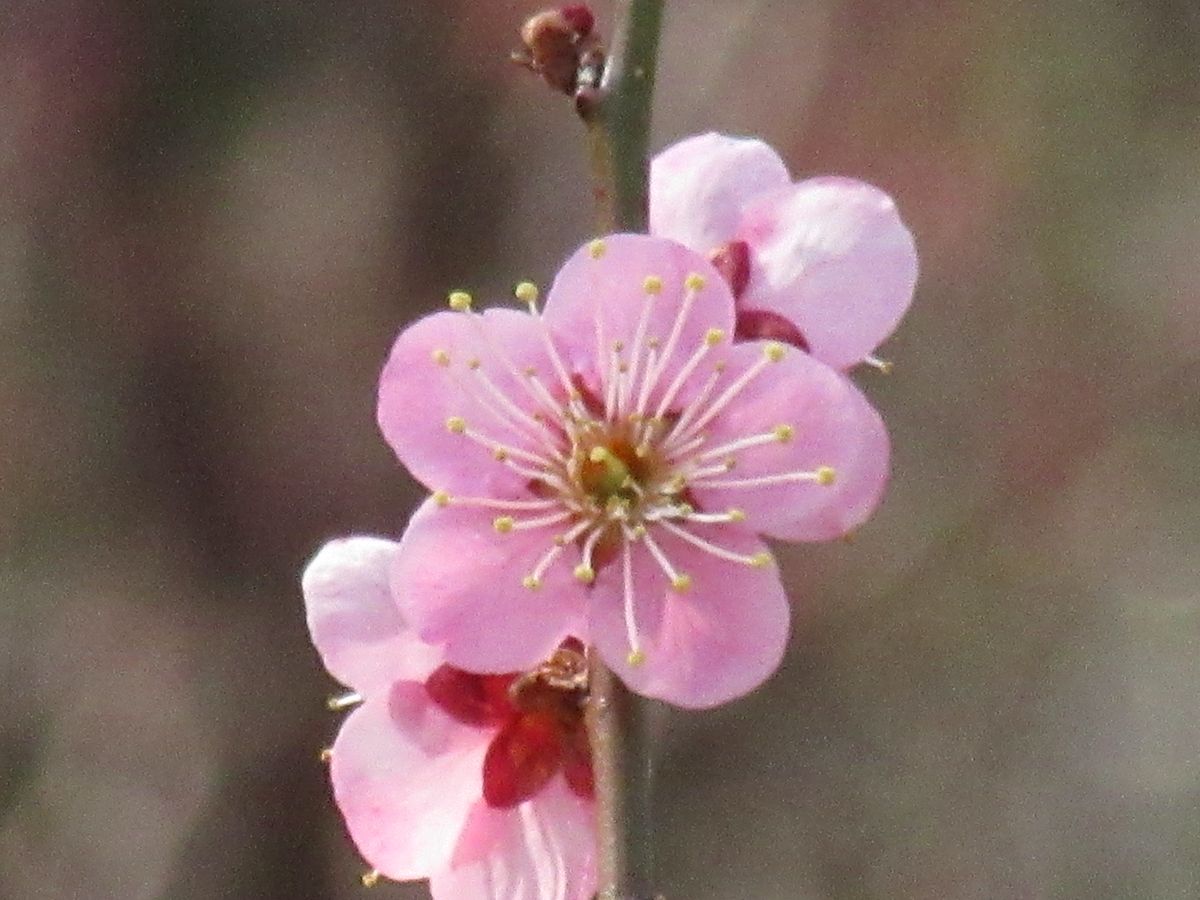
(583, 3, 666, 898)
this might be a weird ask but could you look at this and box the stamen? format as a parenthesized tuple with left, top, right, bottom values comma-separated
(666, 347, 778, 450)
(574, 525, 606, 583)
(319, 747, 333, 763)
(589, 239, 607, 259)
(663, 366, 722, 445)
(864, 354, 894, 374)
(693, 426, 794, 461)
(691, 465, 837, 490)
(439, 494, 560, 512)
(621, 276, 659, 416)
(457, 422, 555, 468)
(447, 290, 473, 312)
(620, 534, 644, 665)
(431, 348, 451, 366)
(361, 870, 381, 888)
(326, 691, 362, 711)
(523, 519, 591, 588)
(657, 519, 775, 567)
(640, 528, 692, 593)
(639, 277, 702, 407)
(514, 281, 539, 308)
(507, 509, 574, 531)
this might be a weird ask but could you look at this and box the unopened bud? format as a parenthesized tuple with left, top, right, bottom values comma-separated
(514, 5, 602, 97)
(708, 240, 752, 299)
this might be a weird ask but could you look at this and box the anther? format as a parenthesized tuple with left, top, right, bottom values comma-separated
(643, 275, 663, 295)
(749, 552, 773, 568)
(764, 342, 786, 362)
(326, 691, 362, 711)
(671, 574, 693, 593)
(574, 564, 595, 584)
(864, 354, 894, 374)
(631, 524, 647, 539)
(773, 424, 795, 442)
(445, 416, 467, 434)
(589, 446, 610, 462)
(589, 239, 607, 259)
(514, 281, 539, 306)
(627, 649, 647, 666)
(729, 508, 747, 522)
(816, 465, 837, 486)
(319, 747, 333, 763)
(493, 516, 515, 534)
(432, 490, 451, 507)
(684, 272, 707, 292)
(492, 447, 509, 461)
(361, 870, 381, 888)
(704, 327, 725, 346)
(466, 357, 481, 370)
(431, 348, 451, 366)
(522, 575, 542, 590)
(448, 290, 473, 311)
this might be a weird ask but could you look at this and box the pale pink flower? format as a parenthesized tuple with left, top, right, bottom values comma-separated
(378, 234, 889, 708)
(650, 132, 919, 370)
(303, 537, 596, 900)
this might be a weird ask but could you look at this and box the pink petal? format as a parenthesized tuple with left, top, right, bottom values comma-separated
(431, 778, 597, 900)
(541, 234, 736, 404)
(650, 133, 790, 252)
(377, 308, 558, 496)
(588, 527, 790, 708)
(330, 685, 487, 881)
(391, 496, 586, 673)
(691, 341, 890, 542)
(738, 177, 918, 369)
(302, 536, 443, 693)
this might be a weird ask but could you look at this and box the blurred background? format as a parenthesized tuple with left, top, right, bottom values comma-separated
(2, 1, 1198, 897)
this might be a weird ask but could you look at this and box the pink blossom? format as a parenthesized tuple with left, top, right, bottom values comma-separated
(650, 132, 919, 370)
(378, 234, 888, 707)
(303, 537, 597, 899)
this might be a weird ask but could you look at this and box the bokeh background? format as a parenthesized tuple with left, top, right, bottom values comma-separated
(2, 1, 1198, 898)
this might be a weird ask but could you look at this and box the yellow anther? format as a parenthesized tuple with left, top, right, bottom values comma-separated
(627, 648, 647, 666)
(643, 275, 663, 295)
(445, 416, 466, 434)
(715, 361, 727, 373)
(493, 516, 514, 534)
(773, 424, 795, 443)
(764, 342, 786, 362)
(684, 272, 707, 291)
(432, 490, 451, 507)
(877, 359, 894, 374)
(466, 357, 481, 370)
(612, 340, 625, 352)
(647, 337, 661, 349)
(319, 747, 333, 763)
(816, 465, 837, 486)
(574, 564, 595, 584)
(492, 447, 509, 462)
(631, 524, 647, 538)
(677, 503, 695, 516)
(431, 348, 451, 367)
(514, 281, 539, 305)
(704, 327, 726, 346)
(361, 870, 381, 888)
(448, 290, 473, 311)
(749, 551, 773, 568)
(635, 443, 650, 458)
(589, 239, 607, 259)
(522, 575, 542, 590)
(841, 530, 858, 545)
(729, 508, 747, 522)
(523, 365, 538, 377)
(671, 573, 693, 593)
(589, 446, 610, 463)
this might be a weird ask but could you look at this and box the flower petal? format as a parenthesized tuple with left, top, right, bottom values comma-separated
(378, 308, 560, 495)
(650, 132, 790, 252)
(392, 496, 586, 673)
(431, 778, 597, 900)
(330, 684, 486, 881)
(589, 527, 790, 708)
(689, 341, 890, 542)
(302, 536, 443, 693)
(541, 234, 735, 406)
(738, 177, 918, 369)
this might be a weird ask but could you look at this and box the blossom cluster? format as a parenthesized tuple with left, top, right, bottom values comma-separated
(302, 133, 916, 898)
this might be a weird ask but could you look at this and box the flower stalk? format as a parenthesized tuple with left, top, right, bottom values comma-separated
(583, 3, 666, 898)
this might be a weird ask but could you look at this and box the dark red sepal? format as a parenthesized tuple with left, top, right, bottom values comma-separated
(561, 725, 595, 800)
(559, 4, 595, 37)
(482, 713, 563, 808)
(425, 665, 515, 727)
(708, 240, 752, 299)
(734, 308, 811, 353)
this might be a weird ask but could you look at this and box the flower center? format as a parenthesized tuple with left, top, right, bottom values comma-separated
(424, 640, 593, 809)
